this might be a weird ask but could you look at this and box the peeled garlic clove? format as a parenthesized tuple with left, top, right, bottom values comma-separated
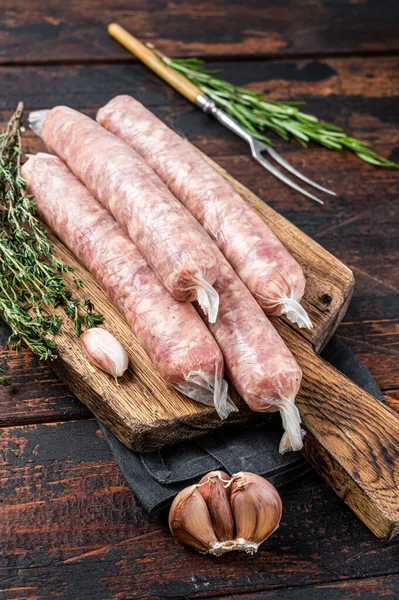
(198, 471, 234, 541)
(81, 327, 129, 383)
(169, 484, 222, 554)
(230, 472, 282, 554)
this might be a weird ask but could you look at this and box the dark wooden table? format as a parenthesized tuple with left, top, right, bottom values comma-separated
(1, 2, 398, 598)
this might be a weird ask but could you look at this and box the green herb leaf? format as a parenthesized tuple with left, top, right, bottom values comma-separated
(162, 56, 397, 169)
(0, 102, 104, 362)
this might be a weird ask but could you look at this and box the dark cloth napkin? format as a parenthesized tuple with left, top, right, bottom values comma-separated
(100, 336, 385, 515)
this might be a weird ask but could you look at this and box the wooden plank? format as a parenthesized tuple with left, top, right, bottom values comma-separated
(206, 576, 399, 600)
(0, 321, 91, 426)
(337, 270, 399, 390)
(1, 54, 398, 111)
(1, 1, 399, 64)
(276, 325, 399, 540)
(385, 390, 399, 414)
(1, 420, 398, 599)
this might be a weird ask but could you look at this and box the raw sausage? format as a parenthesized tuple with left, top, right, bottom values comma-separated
(21, 153, 234, 419)
(28, 107, 220, 323)
(97, 96, 311, 329)
(198, 257, 304, 453)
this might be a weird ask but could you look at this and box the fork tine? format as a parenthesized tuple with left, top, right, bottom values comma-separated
(266, 146, 336, 196)
(203, 103, 331, 202)
(253, 152, 325, 205)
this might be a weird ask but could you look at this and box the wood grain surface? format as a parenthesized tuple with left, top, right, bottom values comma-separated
(1, 0, 399, 64)
(1, 3, 399, 598)
(280, 326, 399, 541)
(1, 420, 398, 600)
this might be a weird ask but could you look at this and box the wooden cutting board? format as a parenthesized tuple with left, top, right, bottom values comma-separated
(14, 152, 399, 541)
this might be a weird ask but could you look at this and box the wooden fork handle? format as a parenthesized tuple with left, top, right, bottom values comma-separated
(108, 24, 202, 104)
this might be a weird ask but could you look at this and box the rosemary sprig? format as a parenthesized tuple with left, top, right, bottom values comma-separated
(161, 56, 397, 168)
(0, 102, 103, 365)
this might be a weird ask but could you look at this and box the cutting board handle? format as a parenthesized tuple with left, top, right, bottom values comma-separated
(289, 330, 399, 540)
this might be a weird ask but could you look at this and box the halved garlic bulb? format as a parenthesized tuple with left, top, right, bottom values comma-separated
(169, 471, 282, 555)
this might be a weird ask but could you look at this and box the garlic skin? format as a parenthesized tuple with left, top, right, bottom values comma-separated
(198, 471, 234, 542)
(230, 472, 282, 554)
(168, 485, 223, 554)
(80, 327, 129, 383)
(169, 470, 282, 556)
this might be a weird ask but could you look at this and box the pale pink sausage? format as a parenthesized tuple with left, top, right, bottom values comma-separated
(21, 153, 234, 419)
(198, 257, 303, 453)
(97, 96, 311, 329)
(28, 107, 220, 323)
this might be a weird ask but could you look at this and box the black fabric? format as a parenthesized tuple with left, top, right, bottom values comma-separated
(100, 336, 385, 515)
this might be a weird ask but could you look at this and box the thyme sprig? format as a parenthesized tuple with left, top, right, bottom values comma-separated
(160, 56, 396, 168)
(0, 102, 103, 368)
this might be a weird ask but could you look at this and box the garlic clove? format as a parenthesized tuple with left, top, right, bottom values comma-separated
(229, 472, 282, 554)
(169, 485, 222, 554)
(198, 471, 235, 542)
(81, 327, 129, 383)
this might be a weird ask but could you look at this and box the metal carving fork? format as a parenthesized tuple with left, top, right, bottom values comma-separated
(108, 24, 336, 204)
